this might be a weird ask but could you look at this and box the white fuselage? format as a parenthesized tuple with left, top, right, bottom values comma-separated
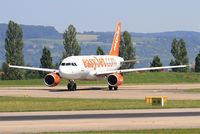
(59, 55, 124, 80)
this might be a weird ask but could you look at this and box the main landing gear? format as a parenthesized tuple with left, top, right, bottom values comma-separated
(108, 85, 118, 91)
(67, 80, 77, 91)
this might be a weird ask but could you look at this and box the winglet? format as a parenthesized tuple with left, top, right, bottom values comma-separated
(109, 21, 121, 56)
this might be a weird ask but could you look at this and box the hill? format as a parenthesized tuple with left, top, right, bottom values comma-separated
(96, 31, 200, 66)
(0, 23, 62, 40)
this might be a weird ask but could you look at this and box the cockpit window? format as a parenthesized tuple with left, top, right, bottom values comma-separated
(72, 63, 77, 66)
(61, 62, 77, 66)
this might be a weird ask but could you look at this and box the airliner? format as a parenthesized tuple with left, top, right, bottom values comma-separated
(9, 21, 187, 91)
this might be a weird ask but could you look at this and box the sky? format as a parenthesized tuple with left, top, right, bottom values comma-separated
(0, 0, 200, 33)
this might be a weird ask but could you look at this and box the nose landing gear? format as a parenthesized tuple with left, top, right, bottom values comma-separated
(67, 80, 77, 91)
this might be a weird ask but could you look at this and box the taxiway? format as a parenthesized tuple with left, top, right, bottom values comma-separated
(0, 84, 200, 99)
(1, 109, 200, 133)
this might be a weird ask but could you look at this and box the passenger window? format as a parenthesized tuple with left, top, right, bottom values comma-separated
(63, 63, 77, 66)
(66, 63, 70, 66)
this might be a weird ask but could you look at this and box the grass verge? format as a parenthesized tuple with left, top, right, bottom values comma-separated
(0, 78, 106, 87)
(41, 128, 200, 134)
(185, 89, 200, 93)
(1, 72, 200, 87)
(1, 96, 200, 112)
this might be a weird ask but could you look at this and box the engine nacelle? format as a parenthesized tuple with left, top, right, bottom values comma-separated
(44, 73, 61, 87)
(107, 73, 123, 86)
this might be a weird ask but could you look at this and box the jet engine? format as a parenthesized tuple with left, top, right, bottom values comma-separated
(107, 73, 123, 86)
(44, 73, 61, 87)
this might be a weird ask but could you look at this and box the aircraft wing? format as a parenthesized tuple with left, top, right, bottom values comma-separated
(9, 64, 59, 73)
(95, 65, 188, 75)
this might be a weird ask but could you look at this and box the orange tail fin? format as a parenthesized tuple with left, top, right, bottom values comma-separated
(109, 21, 121, 56)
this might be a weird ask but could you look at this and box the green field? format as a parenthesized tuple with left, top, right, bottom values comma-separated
(1, 72, 200, 87)
(0, 78, 106, 87)
(76, 34, 98, 42)
(123, 72, 200, 84)
(42, 129, 200, 134)
(1, 96, 200, 112)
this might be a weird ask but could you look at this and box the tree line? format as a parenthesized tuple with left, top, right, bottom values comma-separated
(1, 20, 200, 80)
(1, 21, 81, 80)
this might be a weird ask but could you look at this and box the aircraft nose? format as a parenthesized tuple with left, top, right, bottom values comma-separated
(59, 67, 73, 75)
(59, 66, 80, 79)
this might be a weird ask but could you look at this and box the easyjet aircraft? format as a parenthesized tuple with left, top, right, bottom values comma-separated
(9, 21, 187, 91)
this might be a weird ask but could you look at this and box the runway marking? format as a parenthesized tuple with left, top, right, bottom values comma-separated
(1, 111, 200, 121)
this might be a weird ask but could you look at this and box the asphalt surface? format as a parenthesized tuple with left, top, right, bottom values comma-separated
(1, 109, 200, 133)
(1, 84, 200, 99)
(1, 111, 200, 121)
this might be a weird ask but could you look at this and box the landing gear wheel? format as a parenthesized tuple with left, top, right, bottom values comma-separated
(109, 85, 113, 90)
(67, 83, 71, 91)
(114, 86, 118, 90)
(72, 83, 77, 91)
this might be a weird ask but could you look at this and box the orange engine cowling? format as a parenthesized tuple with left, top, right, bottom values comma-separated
(107, 73, 123, 86)
(44, 73, 61, 87)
